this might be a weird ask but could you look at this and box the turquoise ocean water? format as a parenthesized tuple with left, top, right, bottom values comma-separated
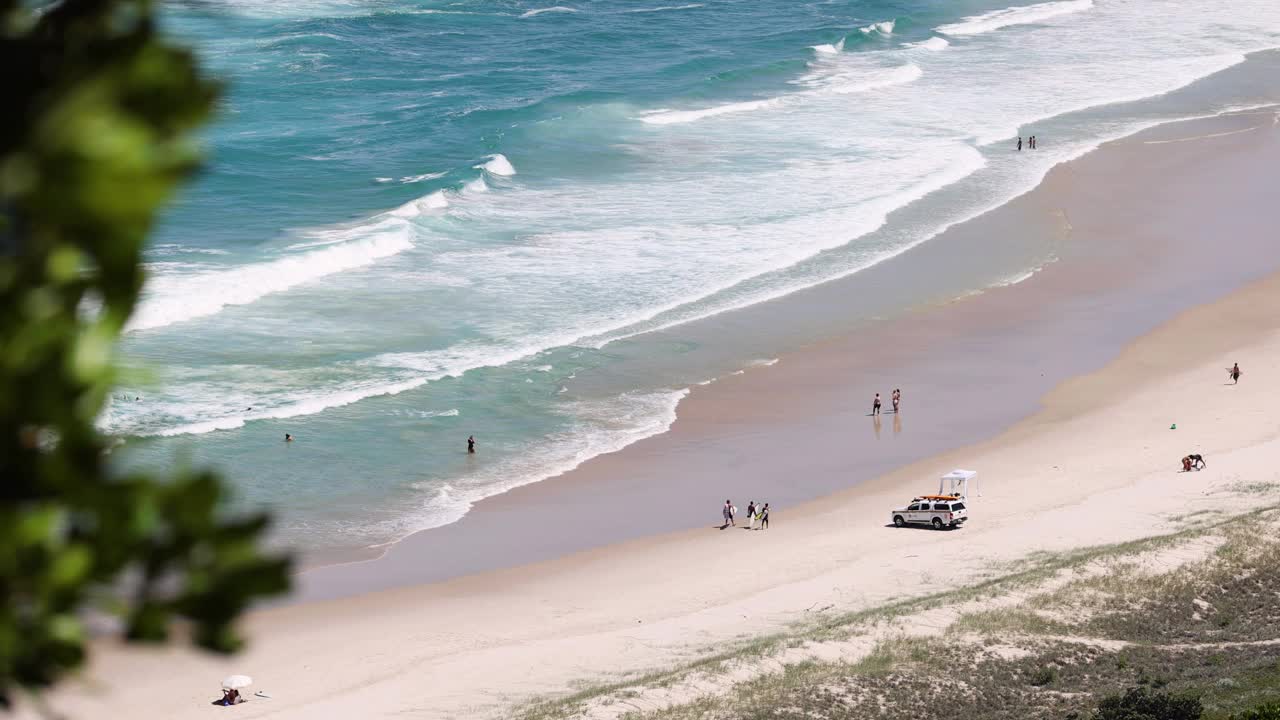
(107, 0, 1280, 556)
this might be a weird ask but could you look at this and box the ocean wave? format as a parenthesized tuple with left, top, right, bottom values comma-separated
(148, 243, 231, 257)
(621, 3, 704, 13)
(366, 389, 689, 543)
(811, 38, 846, 55)
(137, 377, 428, 438)
(130, 217, 414, 332)
(520, 6, 577, 18)
(645, 61, 920, 124)
(936, 0, 1092, 37)
(389, 190, 450, 218)
(640, 97, 785, 125)
(908, 37, 950, 51)
(859, 20, 895, 35)
(475, 153, 517, 176)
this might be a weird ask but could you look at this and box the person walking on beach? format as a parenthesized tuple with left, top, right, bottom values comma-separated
(467, 435, 476, 453)
(872, 393, 882, 416)
(746, 501, 757, 529)
(891, 388, 901, 414)
(1229, 363, 1241, 384)
(1017, 136, 1022, 152)
(723, 499, 735, 528)
(760, 503, 770, 530)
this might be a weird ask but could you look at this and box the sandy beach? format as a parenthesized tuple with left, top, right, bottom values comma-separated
(29, 99, 1280, 718)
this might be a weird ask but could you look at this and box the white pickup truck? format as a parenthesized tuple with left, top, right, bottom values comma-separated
(891, 495, 968, 530)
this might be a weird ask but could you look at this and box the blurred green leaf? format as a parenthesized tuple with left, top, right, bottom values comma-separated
(0, 0, 292, 708)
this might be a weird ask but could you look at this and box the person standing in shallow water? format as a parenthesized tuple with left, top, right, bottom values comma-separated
(1017, 136, 1022, 151)
(467, 435, 476, 453)
(872, 393, 882, 416)
(891, 388, 901, 414)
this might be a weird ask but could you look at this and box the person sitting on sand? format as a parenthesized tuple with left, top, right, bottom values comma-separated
(220, 688, 243, 706)
(1181, 456, 1193, 472)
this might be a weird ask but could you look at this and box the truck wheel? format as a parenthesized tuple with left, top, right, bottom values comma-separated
(932, 518, 943, 530)
(893, 515, 905, 528)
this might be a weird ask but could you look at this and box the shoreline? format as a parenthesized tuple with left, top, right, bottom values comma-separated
(293, 97, 1280, 601)
(33, 83, 1280, 720)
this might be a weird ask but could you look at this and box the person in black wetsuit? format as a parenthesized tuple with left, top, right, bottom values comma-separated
(467, 435, 476, 454)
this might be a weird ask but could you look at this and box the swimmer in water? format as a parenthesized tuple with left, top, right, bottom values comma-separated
(285, 433, 293, 442)
(467, 435, 476, 454)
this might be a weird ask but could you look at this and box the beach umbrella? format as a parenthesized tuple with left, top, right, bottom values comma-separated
(222, 675, 253, 690)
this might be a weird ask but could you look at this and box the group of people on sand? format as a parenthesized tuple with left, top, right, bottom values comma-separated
(871, 388, 901, 416)
(723, 499, 769, 530)
(1017, 135, 1038, 151)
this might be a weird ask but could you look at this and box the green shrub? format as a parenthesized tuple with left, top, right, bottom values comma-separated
(1234, 702, 1280, 720)
(1093, 687, 1202, 720)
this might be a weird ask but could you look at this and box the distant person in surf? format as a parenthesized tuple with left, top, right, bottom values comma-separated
(872, 393, 882, 416)
(891, 388, 901, 414)
(467, 435, 476, 453)
(1229, 363, 1241, 384)
(284, 433, 293, 442)
(1029, 135, 1037, 149)
(1017, 136, 1022, 152)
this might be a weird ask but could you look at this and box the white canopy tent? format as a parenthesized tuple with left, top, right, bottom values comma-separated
(938, 469, 979, 499)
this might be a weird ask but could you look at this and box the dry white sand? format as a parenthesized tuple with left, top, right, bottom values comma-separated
(28, 111, 1280, 719)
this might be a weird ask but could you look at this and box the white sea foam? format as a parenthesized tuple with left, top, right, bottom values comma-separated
(399, 171, 446, 184)
(463, 176, 489, 194)
(622, 4, 703, 13)
(859, 20, 895, 35)
(818, 63, 923, 95)
(520, 6, 577, 18)
(937, 0, 1092, 36)
(374, 176, 394, 183)
(476, 153, 517, 176)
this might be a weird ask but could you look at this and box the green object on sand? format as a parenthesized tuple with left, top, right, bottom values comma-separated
(1170, 423, 1177, 429)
